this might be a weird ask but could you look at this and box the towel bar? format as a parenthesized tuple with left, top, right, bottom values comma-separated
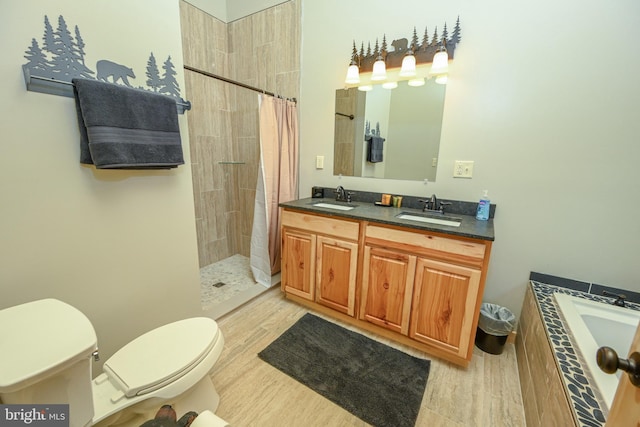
(23, 67, 191, 114)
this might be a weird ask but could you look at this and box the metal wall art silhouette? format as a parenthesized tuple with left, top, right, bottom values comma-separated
(22, 15, 189, 111)
(349, 18, 462, 73)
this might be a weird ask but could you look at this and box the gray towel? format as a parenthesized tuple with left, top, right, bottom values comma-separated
(365, 135, 385, 163)
(72, 78, 184, 169)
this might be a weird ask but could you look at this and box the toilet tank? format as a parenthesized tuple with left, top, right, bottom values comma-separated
(0, 299, 98, 427)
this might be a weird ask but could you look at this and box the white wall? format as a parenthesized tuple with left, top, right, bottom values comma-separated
(0, 0, 202, 371)
(300, 0, 640, 316)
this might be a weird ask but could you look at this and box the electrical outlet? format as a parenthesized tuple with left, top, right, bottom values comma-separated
(453, 160, 474, 178)
(432, 157, 437, 167)
(316, 155, 324, 169)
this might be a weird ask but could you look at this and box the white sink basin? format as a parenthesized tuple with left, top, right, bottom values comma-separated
(395, 213, 461, 227)
(312, 202, 356, 211)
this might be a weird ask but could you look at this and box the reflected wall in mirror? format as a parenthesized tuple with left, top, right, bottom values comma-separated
(333, 80, 445, 181)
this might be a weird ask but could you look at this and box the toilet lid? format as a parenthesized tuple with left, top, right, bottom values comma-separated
(103, 317, 219, 397)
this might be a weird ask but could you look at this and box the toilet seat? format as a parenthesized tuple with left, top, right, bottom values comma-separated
(102, 317, 220, 398)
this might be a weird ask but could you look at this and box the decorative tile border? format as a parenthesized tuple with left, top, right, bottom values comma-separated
(530, 271, 640, 304)
(530, 280, 640, 427)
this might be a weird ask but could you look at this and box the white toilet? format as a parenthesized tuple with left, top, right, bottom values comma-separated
(0, 299, 228, 427)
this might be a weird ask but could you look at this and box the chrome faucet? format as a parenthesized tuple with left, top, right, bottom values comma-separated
(335, 185, 346, 202)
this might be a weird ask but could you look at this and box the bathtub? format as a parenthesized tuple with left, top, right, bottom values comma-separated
(554, 292, 640, 410)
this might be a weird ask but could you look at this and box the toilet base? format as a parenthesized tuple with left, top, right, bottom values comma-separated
(93, 376, 220, 427)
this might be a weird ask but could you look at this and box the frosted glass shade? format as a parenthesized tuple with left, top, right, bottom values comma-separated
(435, 74, 448, 85)
(382, 81, 398, 89)
(408, 78, 425, 87)
(371, 59, 387, 81)
(357, 85, 373, 92)
(430, 50, 449, 75)
(399, 54, 416, 77)
(345, 64, 360, 84)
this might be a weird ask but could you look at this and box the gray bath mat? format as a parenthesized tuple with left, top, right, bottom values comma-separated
(258, 313, 430, 427)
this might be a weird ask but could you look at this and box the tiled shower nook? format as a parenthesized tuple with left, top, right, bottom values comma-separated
(179, 0, 301, 310)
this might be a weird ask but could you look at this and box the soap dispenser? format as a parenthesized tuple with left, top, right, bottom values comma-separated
(476, 190, 490, 221)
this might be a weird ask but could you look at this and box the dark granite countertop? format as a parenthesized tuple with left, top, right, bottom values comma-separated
(280, 197, 495, 241)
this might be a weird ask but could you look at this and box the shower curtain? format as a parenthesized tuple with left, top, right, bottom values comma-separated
(250, 94, 299, 287)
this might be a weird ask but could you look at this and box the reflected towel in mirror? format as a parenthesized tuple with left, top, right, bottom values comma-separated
(366, 134, 385, 163)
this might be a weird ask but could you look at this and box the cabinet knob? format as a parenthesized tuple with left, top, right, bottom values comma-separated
(596, 346, 640, 387)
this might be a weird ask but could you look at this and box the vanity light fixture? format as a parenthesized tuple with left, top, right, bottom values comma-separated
(430, 42, 449, 79)
(344, 42, 360, 84)
(382, 81, 398, 89)
(370, 37, 388, 81)
(343, 18, 461, 89)
(371, 54, 387, 81)
(357, 85, 373, 92)
(399, 51, 417, 77)
(399, 33, 418, 77)
(345, 60, 360, 84)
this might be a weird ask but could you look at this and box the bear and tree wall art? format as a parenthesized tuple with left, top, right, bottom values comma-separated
(23, 15, 188, 108)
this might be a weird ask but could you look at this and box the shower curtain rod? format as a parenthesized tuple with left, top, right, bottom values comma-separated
(184, 65, 297, 103)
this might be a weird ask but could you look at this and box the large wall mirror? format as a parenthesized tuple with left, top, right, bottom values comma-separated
(333, 80, 445, 181)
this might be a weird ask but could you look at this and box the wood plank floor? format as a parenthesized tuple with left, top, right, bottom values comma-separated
(210, 288, 525, 426)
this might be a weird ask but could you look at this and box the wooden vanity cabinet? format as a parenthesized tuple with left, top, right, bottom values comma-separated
(410, 258, 481, 358)
(281, 208, 492, 367)
(359, 246, 415, 335)
(362, 224, 490, 364)
(281, 228, 316, 301)
(281, 210, 359, 316)
(315, 235, 358, 315)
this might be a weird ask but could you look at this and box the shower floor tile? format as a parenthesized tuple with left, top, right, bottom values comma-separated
(200, 254, 258, 309)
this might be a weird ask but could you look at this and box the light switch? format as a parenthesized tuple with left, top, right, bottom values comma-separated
(316, 155, 324, 169)
(453, 160, 474, 178)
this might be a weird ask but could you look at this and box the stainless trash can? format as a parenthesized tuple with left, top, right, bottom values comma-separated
(475, 303, 516, 355)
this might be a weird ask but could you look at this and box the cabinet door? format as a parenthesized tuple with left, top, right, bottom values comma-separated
(360, 246, 416, 335)
(410, 258, 481, 357)
(281, 228, 316, 301)
(315, 235, 358, 316)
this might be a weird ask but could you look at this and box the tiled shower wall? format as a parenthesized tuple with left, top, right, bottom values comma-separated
(179, 1, 301, 267)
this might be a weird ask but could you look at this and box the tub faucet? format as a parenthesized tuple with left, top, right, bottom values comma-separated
(602, 290, 627, 307)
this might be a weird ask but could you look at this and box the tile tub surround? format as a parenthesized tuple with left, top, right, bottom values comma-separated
(530, 271, 640, 305)
(520, 279, 640, 427)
